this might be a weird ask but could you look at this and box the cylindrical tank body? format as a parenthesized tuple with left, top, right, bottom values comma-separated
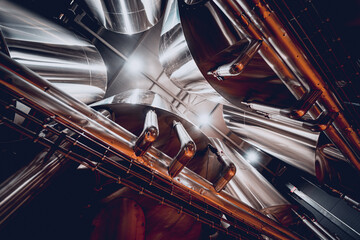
(159, 0, 227, 103)
(209, 138, 294, 226)
(83, 0, 164, 34)
(173, 0, 297, 108)
(223, 104, 320, 175)
(0, 1, 107, 104)
(91, 89, 223, 182)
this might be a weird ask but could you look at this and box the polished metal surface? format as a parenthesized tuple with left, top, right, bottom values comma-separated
(91, 89, 222, 182)
(223, 104, 320, 175)
(0, 146, 72, 225)
(169, 121, 196, 178)
(209, 138, 294, 226)
(292, 210, 328, 240)
(159, 0, 226, 103)
(207, 39, 262, 80)
(0, 52, 300, 240)
(177, 0, 297, 108)
(84, 0, 163, 34)
(0, 1, 107, 104)
(134, 110, 159, 157)
(287, 183, 360, 239)
(217, 0, 360, 173)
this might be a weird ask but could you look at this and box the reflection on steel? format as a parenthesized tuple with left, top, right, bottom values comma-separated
(209, 138, 294, 226)
(97, 109, 113, 119)
(280, 90, 322, 120)
(177, 0, 297, 108)
(292, 209, 328, 240)
(92, 90, 235, 190)
(224, 104, 320, 175)
(0, 147, 71, 225)
(323, 184, 360, 212)
(209, 144, 236, 192)
(310, 217, 338, 240)
(134, 110, 159, 157)
(218, 0, 360, 173)
(84, 0, 163, 34)
(90, 89, 222, 183)
(208, 39, 262, 80)
(287, 183, 360, 239)
(159, 0, 226, 103)
(0, 0, 107, 104)
(0, 52, 300, 240)
(169, 121, 196, 178)
(213, 161, 236, 193)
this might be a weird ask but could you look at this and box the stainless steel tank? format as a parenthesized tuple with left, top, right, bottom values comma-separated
(223, 104, 320, 175)
(91, 89, 224, 182)
(160, 0, 297, 108)
(0, 1, 107, 104)
(209, 138, 294, 226)
(159, 0, 227, 103)
(224, 105, 359, 190)
(91, 89, 295, 225)
(83, 0, 164, 34)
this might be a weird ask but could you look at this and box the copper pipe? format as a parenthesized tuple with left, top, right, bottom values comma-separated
(227, 0, 360, 172)
(0, 52, 300, 240)
(214, 0, 307, 99)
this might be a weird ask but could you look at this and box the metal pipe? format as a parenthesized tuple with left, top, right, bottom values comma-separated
(292, 209, 328, 240)
(207, 144, 237, 192)
(83, 0, 163, 34)
(208, 39, 262, 80)
(168, 121, 196, 178)
(0, 51, 300, 240)
(310, 218, 338, 240)
(134, 110, 159, 157)
(212, 154, 236, 193)
(287, 183, 360, 239)
(0, 148, 71, 225)
(213, 0, 307, 99)
(209, 138, 294, 226)
(224, 104, 320, 175)
(231, 0, 360, 172)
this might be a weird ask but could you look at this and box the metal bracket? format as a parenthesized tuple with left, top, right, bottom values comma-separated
(168, 121, 196, 178)
(133, 110, 159, 156)
(280, 89, 322, 120)
(302, 111, 339, 132)
(207, 39, 262, 80)
(208, 144, 237, 192)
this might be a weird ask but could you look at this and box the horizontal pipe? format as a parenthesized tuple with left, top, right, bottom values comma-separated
(0, 51, 300, 240)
